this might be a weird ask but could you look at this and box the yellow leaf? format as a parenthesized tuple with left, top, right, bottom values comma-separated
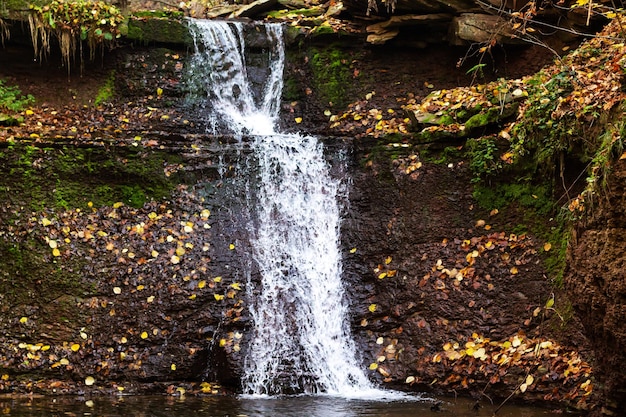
(368, 362, 378, 370)
(176, 247, 186, 256)
(219, 339, 226, 347)
(170, 363, 176, 371)
(510, 266, 518, 275)
(545, 297, 555, 309)
(349, 247, 357, 253)
(213, 276, 222, 283)
(295, 117, 302, 124)
(384, 256, 392, 265)
(19, 317, 28, 324)
(60, 358, 69, 365)
(229, 243, 235, 250)
(171, 255, 181, 264)
(52, 248, 61, 257)
(41, 217, 52, 226)
(543, 242, 552, 251)
(147, 295, 155, 303)
(368, 304, 377, 313)
(151, 250, 159, 258)
(25, 109, 34, 115)
(198, 280, 206, 289)
(71, 343, 80, 352)
(378, 272, 387, 279)
(113, 202, 124, 209)
(230, 282, 242, 290)
(84, 376, 95, 386)
(201, 209, 211, 218)
(157, 87, 163, 96)
(140, 331, 148, 339)
(214, 294, 225, 301)
(473, 347, 487, 360)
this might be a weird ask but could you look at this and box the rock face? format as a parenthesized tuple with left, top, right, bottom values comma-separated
(0, 15, 604, 412)
(565, 159, 626, 415)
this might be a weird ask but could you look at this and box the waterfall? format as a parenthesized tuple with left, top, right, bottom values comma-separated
(188, 19, 373, 396)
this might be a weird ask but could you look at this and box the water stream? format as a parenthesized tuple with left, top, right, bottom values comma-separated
(188, 19, 372, 396)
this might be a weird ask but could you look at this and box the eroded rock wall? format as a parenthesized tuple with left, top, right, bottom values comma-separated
(566, 159, 626, 415)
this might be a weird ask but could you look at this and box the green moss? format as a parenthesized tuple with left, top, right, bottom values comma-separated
(309, 45, 352, 109)
(132, 10, 185, 18)
(126, 16, 191, 45)
(472, 180, 568, 285)
(267, 7, 324, 18)
(95, 70, 116, 106)
(1, 143, 181, 211)
(420, 146, 463, 165)
(282, 77, 302, 102)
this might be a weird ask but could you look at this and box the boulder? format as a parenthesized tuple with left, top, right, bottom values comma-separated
(205, 4, 241, 18)
(229, 0, 280, 18)
(449, 13, 523, 45)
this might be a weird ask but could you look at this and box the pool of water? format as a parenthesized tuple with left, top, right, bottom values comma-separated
(0, 394, 564, 416)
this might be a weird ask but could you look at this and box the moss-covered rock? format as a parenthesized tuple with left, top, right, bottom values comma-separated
(125, 16, 191, 45)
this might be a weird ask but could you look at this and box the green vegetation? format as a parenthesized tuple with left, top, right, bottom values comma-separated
(94, 70, 116, 106)
(28, 0, 124, 74)
(125, 15, 190, 45)
(0, 80, 34, 111)
(1, 143, 181, 211)
(465, 137, 502, 183)
(309, 45, 353, 109)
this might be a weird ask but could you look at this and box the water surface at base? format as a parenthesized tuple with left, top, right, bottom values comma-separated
(0, 395, 562, 416)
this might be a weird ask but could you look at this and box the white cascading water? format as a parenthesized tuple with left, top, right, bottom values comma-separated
(188, 20, 374, 396)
